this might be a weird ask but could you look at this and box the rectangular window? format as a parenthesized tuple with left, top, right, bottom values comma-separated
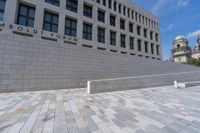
(144, 28, 147, 38)
(108, 0, 112, 9)
(83, 4, 92, 18)
(114, 1, 117, 11)
(17, 4, 35, 28)
(145, 41, 148, 53)
(155, 33, 159, 42)
(65, 17, 77, 37)
(0, 0, 6, 21)
(45, 0, 60, 6)
(118, 4, 121, 13)
(127, 8, 130, 17)
(129, 23, 133, 33)
(120, 34, 126, 48)
(130, 37, 134, 50)
(103, 0, 106, 6)
(123, 6, 126, 16)
(110, 15, 116, 27)
(97, 0, 100, 4)
(83, 23, 92, 40)
(43, 11, 58, 33)
(137, 39, 142, 52)
(156, 45, 160, 55)
(98, 10, 105, 23)
(110, 31, 116, 46)
(151, 43, 154, 54)
(120, 19, 125, 30)
(150, 31, 153, 40)
(137, 25, 141, 35)
(135, 12, 138, 21)
(131, 11, 134, 19)
(98, 27, 105, 43)
(66, 0, 78, 13)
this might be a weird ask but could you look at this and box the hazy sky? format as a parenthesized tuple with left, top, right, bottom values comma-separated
(133, 0, 200, 60)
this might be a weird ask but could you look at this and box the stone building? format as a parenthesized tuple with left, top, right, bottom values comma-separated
(172, 34, 200, 63)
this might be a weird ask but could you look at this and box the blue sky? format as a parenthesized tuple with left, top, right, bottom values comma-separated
(133, 0, 200, 60)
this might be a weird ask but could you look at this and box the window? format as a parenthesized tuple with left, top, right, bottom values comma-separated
(118, 4, 121, 13)
(114, 1, 117, 11)
(144, 28, 147, 38)
(110, 15, 115, 26)
(127, 8, 130, 17)
(108, 0, 112, 9)
(83, 23, 92, 40)
(43, 11, 58, 33)
(130, 37, 134, 50)
(97, 27, 105, 43)
(135, 12, 138, 21)
(0, 0, 6, 21)
(98, 10, 105, 23)
(131, 11, 134, 19)
(156, 45, 160, 55)
(66, 0, 78, 13)
(65, 17, 77, 37)
(17, 4, 35, 28)
(83, 4, 92, 18)
(120, 34, 126, 48)
(123, 6, 126, 16)
(103, 0, 106, 6)
(151, 43, 154, 54)
(137, 25, 141, 35)
(150, 31, 153, 40)
(129, 23, 133, 33)
(97, 0, 100, 4)
(155, 33, 159, 42)
(120, 19, 125, 30)
(45, 0, 60, 6)
(145, 41, 148, 53)
(110, 31, 116, 46)
(137, 39, 142, 51)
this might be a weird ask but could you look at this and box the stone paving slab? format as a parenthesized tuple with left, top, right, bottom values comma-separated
(0, 86, 200, 133)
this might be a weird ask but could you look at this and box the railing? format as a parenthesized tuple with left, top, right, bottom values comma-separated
(172, 46, 191, 55)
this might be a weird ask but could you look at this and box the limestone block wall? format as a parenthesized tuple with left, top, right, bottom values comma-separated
(0, 33, 200, 92)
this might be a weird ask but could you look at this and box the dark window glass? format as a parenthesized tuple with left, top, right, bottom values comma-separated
(137, 39, 142, 51)
(120, 19, 125, 30)
(118, 4, 121, 13)
(65, 17, 77, 37)
(43, 12, 58, 33)
(108, 0, 112, 9)
(103, 0, 106, 6)
(83, 23, 92, 40)
(129, 23, 133, 33)
(130, 37, 134, 50)
(155, 33, 159, 42)
(127, 8, 130, 17)
(137, 25, 141, 35)
(0, 0, 6, 21)
(97, 0, 100, 4)
(110, 15, 115, 26)
(110, 31, 116, 46)
(114, 1, 117, 11)
(151, 43, 154, 54)
(145, 41, 148, 53)
(98, 10, 105, 23)
(132, 11, 134, 19)
(123, 6, 126, 16)
(17, 4, 35, 28)
(97, 27, 105, 43)
(150, 31, 153, 40)
(120, 34, 126, 48)
(135, 12, 138, 21)
(66, 0, 78, 13)
(83, 4, 92, 18)
(144, 28, 147, 38)
(156, 45, 160, 55)
(45, 0, 60, 6)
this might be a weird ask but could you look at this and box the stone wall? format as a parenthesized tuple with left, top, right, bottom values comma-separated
(0, 33, 200, 92)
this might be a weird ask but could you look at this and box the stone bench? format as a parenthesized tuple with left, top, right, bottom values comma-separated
(174, 81, 200, 88)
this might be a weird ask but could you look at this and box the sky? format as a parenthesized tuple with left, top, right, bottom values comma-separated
(133, 0, 200, 60)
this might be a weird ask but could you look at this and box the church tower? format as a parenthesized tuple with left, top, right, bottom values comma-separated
(192, 34, 200, 59)
(172, 36, 191, 63)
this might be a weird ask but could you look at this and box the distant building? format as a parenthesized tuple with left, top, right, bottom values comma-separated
(171, 34, 200, 63)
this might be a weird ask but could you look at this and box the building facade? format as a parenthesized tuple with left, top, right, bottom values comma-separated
(0, 0, 163, 92)
(172, 35, 200, 63)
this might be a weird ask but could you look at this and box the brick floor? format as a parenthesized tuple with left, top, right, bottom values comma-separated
(0, 86, 200, 133)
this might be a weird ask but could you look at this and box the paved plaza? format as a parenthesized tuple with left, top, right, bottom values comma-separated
(0, 86, 200, 133)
